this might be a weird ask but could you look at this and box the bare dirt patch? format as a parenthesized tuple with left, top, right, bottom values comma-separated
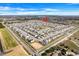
(31, 42, 43, 50)
(5, 45, 29, 56)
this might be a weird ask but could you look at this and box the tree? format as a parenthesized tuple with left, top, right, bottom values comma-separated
(50, 47, 55, 51)
(64, 46, 69, 49)
(71, 49, 74, 52)
(45, 50, 51, 53)
(41, 53, 47, 56)
(60, 43, 64, 46)
(0, 23, 5, 28)
(61, 49, 66, 55)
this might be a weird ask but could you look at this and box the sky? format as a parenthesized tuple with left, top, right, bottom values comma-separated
(0, 3, 79, 15)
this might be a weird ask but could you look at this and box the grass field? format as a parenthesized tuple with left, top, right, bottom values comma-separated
(0, 28, 29, 56)
(0, 28, 18, 50)
(64, 40, 79, 51)
(0, 23, 29, 56)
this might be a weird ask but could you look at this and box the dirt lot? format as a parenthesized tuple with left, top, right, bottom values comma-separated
(31, 42, 43, 50)
(5, 45, 29, 56)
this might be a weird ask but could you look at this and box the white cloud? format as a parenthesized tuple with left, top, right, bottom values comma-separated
(0, 11, 79, 15)
(0, 6, 79, 15)
(16, 12, 38, 15)
(0, 6, 60, 12)
(44, 11, 79, 15)
(15, 11, 79, 15)
(0, 6, 38, 11)
(0, 6, 11, 10)
(15, 8, 38, 11)
(43, 8, 60, 11)
(15, 8, 25, 11)
(67, 3, 79, 5)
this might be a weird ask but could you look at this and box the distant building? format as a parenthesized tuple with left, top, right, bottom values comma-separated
(42, 16, 48, 22)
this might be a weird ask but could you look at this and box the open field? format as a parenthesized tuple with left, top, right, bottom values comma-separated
(70, 30, 79, 46)
(0, 28, 17, 50)
(0, 28, 29, 56)
(64, 40, 79, 51)
(5, 45, 28, 56)
(64, 29, 79, 51)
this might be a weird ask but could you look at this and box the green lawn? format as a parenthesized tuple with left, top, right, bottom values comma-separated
(0, 28, 17, 50)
